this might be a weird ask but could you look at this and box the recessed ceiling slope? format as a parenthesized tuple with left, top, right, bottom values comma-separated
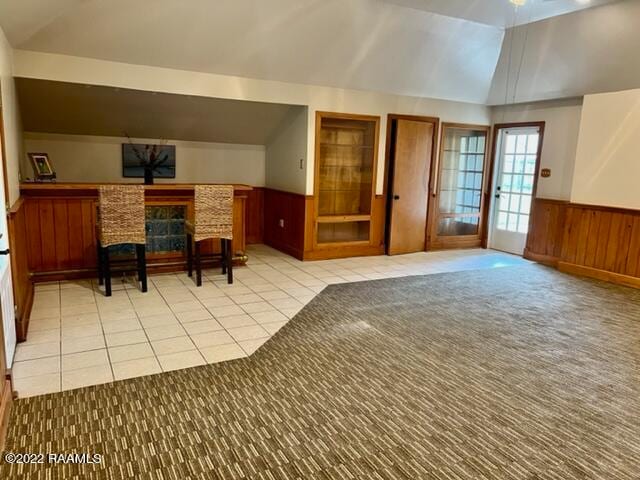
(16, 78, 300, 145)
(382, 0, 620, 28)
(0, 0, 504, 103)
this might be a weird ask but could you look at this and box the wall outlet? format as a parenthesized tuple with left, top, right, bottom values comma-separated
(279, 219, 285, 228)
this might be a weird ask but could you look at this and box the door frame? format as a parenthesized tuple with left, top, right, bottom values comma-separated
(383, 114, 440, 254)
(485, 121, 546, 250)
(0, 108, 9, 210)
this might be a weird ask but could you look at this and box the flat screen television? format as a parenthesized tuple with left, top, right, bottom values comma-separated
(122, 143, 176, 178)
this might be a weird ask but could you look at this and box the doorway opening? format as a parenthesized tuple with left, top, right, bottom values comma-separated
(384, 115, 439, 255)
(489, 123, 545, 255)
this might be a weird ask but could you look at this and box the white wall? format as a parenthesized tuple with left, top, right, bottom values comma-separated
(0, 28, 23, 206)
(23, 133, 266, 186)
(492, 98, 583, 201)
(571, 89, 640, 210)
(14, 50, 492, 195)
(265, 107, 308, 194)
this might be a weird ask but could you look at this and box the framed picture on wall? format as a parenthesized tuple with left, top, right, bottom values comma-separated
(28, 153, 57, 181)
(122, 144, 176, 179)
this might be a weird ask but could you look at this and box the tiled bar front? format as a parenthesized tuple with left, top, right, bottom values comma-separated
(112, 205, 187, 256)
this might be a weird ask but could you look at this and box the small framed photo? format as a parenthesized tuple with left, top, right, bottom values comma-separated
(28, 153, 56, 181)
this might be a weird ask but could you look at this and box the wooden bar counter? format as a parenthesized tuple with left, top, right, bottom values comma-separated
(17, 182, 252, 281)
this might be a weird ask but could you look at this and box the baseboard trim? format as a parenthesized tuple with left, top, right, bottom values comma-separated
(29, 256, 248, 284)
(303, 244, 385, 261)
(16, 282, 34, 342)
(523, 249, 560, 267)
(557, 262, 640, 289)
(264, 240, 304, 261)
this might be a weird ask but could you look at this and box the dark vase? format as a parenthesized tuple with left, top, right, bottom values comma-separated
(144, 167, 154, 185)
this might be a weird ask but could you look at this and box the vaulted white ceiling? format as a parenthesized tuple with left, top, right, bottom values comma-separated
(383, 0, 617, 27)
(0, 0, 633, 105)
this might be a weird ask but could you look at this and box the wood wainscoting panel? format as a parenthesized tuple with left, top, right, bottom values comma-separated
(525, 198, 640, 287)
(524, 198, 567, 265)
(17, 184, 254, 283)
(7, 199, 35, 341)
(25, 198, 97, 273)
(263, 188, 307, 260)
(246, 187, 264, 245)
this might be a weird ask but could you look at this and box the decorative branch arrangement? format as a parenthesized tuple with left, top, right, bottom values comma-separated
(125, 134, 171, 185)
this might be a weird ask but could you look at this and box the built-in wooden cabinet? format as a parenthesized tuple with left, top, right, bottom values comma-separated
(310, 112, 382, 257)
(428, 123, 491, 250)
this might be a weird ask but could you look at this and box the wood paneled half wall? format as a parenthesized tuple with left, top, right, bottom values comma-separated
(263, 188, 309, 260)
(526, 198, 640, 288)
(7, 198, 34, 342)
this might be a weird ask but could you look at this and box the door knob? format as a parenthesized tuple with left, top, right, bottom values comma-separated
(393, 195, 400, 200)
(0, 249, 9, 255)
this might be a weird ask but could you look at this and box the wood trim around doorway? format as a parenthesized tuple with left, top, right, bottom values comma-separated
(0, 106, 14, 452)
(383, 114, 440, 254)
(483, 121, 546, 249)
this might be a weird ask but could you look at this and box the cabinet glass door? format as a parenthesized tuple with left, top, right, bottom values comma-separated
(315, 114, 378, 245)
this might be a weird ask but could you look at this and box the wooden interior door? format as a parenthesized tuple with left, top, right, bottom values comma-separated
(387, 119, 434, 255)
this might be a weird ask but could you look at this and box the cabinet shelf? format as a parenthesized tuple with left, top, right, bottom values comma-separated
(317, 214, 371, 223)
(320, 143, 374, 149)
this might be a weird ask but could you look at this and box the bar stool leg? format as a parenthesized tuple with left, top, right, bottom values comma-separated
(221, 238, 227, 275)
(136, 244, 148, 293)
(103, 246, 112, 297)
(96, 241, 104, 286)
(186, 233, 193, 277)
(226, 238, 233, 284)
(195, 240, 202, 287)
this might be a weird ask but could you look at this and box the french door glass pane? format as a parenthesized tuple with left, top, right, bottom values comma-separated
(495, 131, 539, 234)
(438, 216, 479, 236)
(439, 128, 487, 216)
(524, 155, 536, 174)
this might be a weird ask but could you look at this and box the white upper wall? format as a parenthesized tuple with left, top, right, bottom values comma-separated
(489, 0, 640, 105)
(492, 98, 583, 201)
(571, 88, 640, 210)
(23, 133, 266, 186)
(14, 50, 492, 195)
(0, 26, 23, 207)
(265, 107, 308, 194)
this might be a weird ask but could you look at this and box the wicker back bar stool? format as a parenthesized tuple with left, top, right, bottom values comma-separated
(186, 185, 234, 286)
(96, 185, 148, 296)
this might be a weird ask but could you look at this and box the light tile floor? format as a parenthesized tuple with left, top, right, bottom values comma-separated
(13, 244, 529, 397)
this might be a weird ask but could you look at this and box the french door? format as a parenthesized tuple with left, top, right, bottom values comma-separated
(428, 124, 490, 250)
(490, 127, 541, 255)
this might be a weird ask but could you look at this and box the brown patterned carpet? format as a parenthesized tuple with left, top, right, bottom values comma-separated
(2, 264, 640, 479)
